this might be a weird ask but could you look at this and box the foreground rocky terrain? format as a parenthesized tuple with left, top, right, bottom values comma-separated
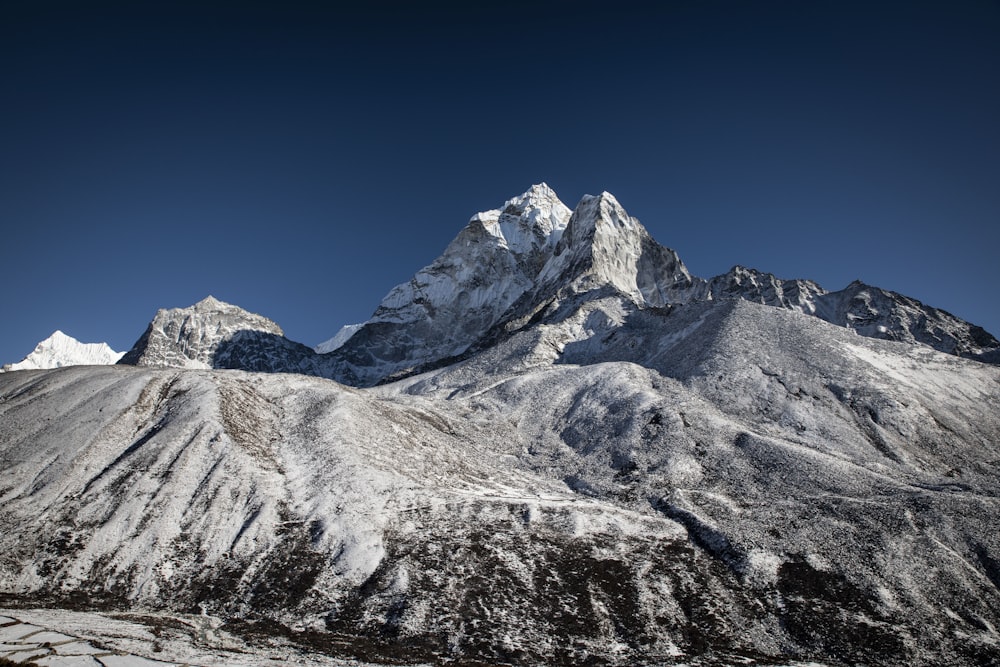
(2, 186, 998, 666)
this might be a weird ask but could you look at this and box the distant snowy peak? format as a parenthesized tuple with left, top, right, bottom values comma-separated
(1, 331, 123, 372)
(315, 323, 363, 354)
(118, 295, 286, 369)
(814, 280, 1000, 361)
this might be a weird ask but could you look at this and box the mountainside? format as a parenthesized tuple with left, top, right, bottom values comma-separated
(2, 185, 1000, 666)
(1, 330, 123, 372)
(3, 302, 999, 666)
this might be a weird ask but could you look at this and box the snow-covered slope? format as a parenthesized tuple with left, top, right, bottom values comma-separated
(1, 330, 123, 372)
(315, 323, 363, 353)
(3, 299, 999, 665)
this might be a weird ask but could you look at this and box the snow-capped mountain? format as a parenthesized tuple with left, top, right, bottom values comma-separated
(118, 295, 323, 375)
(324, 183, 571, 384)
(315, 185, 997, 386)
(1, 330, 123, 372)
(3, 185, 1000, 666)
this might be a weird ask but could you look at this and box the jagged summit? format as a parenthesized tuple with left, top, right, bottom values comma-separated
(532, 190, 701, 308)
(706, 265, 827, 313)
(1, 330, 123, 372)
(321, 187, 718, 385)
(468, 182, 570, 257)
(108, 185, 999, 386)
(191, 294, 228, 311)
(308, 184, 999, 384)
(323, 185, 574, 384)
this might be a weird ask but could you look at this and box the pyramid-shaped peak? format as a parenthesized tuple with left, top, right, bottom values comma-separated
(515, 182, 560, 203)
(193, 295, 229, 310)
(575, 190, 624, 206)
(499, 183, 570, 220)
(527, 182, 557, 197)
(564, 189, 643, 239)
(120, 297, 286, 369)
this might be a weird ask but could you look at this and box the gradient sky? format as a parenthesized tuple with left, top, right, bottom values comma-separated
(3, 1, 998, 364)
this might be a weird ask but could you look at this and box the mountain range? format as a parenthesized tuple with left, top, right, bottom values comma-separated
(1, 185, 999, 666)
(108, 184, 1000, 384)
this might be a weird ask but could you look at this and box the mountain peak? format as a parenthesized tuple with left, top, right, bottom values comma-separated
(523, 181, 558, 199)
(119, 298, 285, 369)
(324, 186, 577, 384)
(530, 189, 699, 309)
(1, 331, 123, 372)
(194, 295, 226, 309)
(471, 183, 571, 254)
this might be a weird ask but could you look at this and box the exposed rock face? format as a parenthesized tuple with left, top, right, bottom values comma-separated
(706, 265, 827, 313)
(814, 280, 1000, 361)
(117, 295, 321, 374)
(534, 191, 702, 308)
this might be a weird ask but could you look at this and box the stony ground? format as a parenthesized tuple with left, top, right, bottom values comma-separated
(0, 611, 366, 666)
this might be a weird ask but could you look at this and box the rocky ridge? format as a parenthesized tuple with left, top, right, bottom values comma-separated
(113, 187, 999, 386)
(325, 185, 999, 384)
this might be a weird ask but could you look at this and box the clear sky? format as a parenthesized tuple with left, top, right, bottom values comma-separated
(3, 1, 998, 364)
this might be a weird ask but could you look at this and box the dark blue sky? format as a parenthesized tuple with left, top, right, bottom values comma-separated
(3, 1, 998, 363)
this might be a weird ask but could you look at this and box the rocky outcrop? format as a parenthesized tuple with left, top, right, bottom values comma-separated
(117, 296, 322, 374)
